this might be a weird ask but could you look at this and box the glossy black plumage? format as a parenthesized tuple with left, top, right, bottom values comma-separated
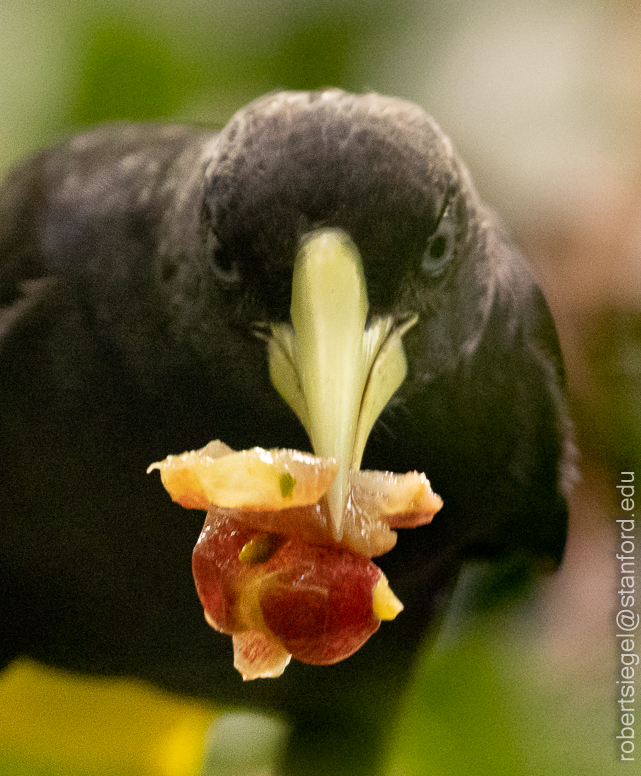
(0, 90, 573, 775)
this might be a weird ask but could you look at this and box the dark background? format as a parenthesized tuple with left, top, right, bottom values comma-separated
(1, 1, 638, 774)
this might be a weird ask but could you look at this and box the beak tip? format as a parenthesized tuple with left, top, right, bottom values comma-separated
(325, 487, 346, 541)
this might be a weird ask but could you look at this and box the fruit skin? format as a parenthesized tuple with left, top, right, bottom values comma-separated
(192, 509, 389, 671)
(258, 541, 382, 665)
(191, 516, 250, 633)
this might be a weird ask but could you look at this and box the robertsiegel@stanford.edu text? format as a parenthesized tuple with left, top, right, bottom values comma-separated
(616, 471, 638, 762)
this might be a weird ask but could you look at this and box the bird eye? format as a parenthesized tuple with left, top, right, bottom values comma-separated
(206, 229, 242, 286)
(421, 204, 456, 278)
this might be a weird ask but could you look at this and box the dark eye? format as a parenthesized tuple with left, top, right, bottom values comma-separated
(421, 203, 456, 277)
(206, 229, 242, 286)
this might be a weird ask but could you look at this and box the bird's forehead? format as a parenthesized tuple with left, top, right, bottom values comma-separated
(213, 92, 449, 192)
(205, 91, 455, 254)
(225, 89, 441, 144)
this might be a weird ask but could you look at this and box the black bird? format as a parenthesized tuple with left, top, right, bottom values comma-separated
(0, 90, 574, 775)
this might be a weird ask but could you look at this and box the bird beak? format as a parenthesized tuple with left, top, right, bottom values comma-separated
(263, 228, 417, 539)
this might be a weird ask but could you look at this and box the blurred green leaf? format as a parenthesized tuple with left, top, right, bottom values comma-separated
(385, 572, 616, 776)
(71, 20, 184, 124)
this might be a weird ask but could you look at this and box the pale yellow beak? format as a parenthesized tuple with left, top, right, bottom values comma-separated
(265, 229, 417, 538)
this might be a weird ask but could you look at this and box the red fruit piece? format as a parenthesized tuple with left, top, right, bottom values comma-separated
(192, 508, 401, 678)
(258, 542, 381, 665)
(150, 441, 438, 678)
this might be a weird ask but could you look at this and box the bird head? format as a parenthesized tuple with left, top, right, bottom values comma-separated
(153, 88, 571, 570)
(193, 90, 496, 539)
